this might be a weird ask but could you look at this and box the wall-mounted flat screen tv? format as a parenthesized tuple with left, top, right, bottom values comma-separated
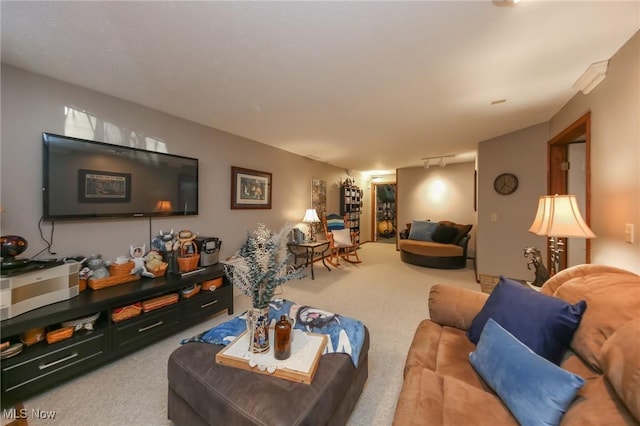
(43, 132, 198, 220)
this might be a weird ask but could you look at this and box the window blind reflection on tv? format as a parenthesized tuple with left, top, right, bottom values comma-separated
(42, 132, 198, 220)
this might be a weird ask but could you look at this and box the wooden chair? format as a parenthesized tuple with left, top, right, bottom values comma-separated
(322, 213, 362, 266)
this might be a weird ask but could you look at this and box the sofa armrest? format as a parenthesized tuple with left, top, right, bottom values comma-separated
(428, 284, 488, 331)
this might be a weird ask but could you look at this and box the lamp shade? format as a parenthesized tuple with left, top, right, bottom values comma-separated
(302, 208, 320, 223)
(528, 195, 595, 238)
(528, 195, 553, 235)
(154, 200, 173, 213)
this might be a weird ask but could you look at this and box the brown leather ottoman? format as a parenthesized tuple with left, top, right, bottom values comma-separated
(167, 326, 369, 426)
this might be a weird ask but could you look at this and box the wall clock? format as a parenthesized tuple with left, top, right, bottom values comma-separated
(493, 173, 519, 195)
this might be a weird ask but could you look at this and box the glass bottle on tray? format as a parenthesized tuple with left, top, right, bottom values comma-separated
(274, 315, 292, 360)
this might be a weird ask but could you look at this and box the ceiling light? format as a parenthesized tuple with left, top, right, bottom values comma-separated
(492, 0, 521, 7)
(421, 154, 455, 169)
(573, 60, 609, 94)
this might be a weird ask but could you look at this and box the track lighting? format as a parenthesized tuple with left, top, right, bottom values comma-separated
(421, 154, 455, 169)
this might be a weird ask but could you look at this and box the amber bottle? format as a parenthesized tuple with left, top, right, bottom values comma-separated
(274, 315, 292, 360)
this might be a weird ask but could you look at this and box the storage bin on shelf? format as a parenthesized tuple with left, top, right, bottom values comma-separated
(142, 293, 179, 313)
(46, 327, 74, 344)
(202, 277, 223, 291)
(176, 233, 200, 273)
(181, 284, 201, 299)
(177, 255, 200, 273)
(149, 262, 168, 278)
(112, 302, 143, 323)
(89, 261, 139, 290)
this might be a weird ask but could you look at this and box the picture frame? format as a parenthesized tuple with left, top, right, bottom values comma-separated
(311, 178, 327, 235)
(231, 166, 272, 209)
(311, 178, 327, 218)
(78, 169, 131, 203)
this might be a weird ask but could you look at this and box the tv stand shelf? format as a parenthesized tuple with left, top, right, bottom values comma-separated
(0, 264, 233, 408)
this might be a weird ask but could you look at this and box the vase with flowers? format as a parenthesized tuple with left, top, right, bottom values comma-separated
(224, 223, 304, 353)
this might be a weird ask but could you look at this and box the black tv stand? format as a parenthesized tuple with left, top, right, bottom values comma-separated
(0, 263, 233, 408)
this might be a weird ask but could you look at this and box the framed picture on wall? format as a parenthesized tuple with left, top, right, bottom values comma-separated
(311, 178, 326, 217)
(231, 166, 272, 209)
(78, 169, 131, 203)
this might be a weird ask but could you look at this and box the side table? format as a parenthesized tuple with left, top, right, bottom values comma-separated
(287, 241, 331, 280)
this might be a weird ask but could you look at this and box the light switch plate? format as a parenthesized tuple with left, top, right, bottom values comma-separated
(625, 224, 634, 243)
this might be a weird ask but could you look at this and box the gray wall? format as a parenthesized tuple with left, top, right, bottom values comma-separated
(0, 64, 356, 262)
(551, 31, 639, 273)
(397, 162, 476, 258)
(3, 31, 638, 278)
(476, 123, 548, 281)
(476, 31, 640, 278)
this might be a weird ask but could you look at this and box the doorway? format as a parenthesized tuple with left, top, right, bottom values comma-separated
(371, 183, 397, 244)
(548, 112, 591, 270)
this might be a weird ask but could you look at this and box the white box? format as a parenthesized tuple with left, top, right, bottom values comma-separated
(0, 262, 80, 321)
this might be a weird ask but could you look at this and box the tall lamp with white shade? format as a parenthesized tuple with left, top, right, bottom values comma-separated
(528, 194, 596, 275)
(302, 208, 321, 242)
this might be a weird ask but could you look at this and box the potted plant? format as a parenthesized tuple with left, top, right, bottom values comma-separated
(224, 223, 304, 353)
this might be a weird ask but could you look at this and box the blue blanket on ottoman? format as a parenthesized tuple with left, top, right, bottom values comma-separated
(182, 298, 366, 367)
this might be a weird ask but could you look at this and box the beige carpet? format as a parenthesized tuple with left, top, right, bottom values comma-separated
(19, 243, 479, 426)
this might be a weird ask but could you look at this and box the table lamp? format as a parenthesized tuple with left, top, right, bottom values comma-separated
(302, 208, 321, 242)
(154, 200, 173, 214)
(528, 194, 595, 274)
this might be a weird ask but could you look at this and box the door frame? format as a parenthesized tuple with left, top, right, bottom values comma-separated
(547, 112, 591, 269)
(370, 181, 397, 242)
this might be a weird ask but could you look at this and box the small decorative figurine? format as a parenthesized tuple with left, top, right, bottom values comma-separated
(130, 244, 154, 278)
(176, 230, 198, 256)
(86, 255, 109, 279)
(145, 250, 164, 271)
(524, 246, 550, 287)
(152, 229, 178, 272)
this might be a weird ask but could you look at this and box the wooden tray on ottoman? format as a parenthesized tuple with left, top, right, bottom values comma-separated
(216, 329, 327, 384)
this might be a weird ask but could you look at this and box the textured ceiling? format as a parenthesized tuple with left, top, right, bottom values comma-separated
(2, 1, 639, 173)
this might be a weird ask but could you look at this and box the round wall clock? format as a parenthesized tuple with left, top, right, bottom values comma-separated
(493, 173, 519, 195)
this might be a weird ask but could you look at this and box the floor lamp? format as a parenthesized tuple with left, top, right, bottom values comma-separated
(528, 194, 595, 275)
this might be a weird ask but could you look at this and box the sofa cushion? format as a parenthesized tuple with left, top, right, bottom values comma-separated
(467, 276, 586, 364)
(541, 264, 637, 296)
(429, 285, 489, 331)
(332, 228, 352, 247)
(398, 239, 464, 257)
(431, 224, 458, 244)
(551, 271, 640, 372)
(404, 320, 490, 392)
(393, 366, 518, 426)
(560, 374, 640, 426)
(600, 318, 640, 421)
(470, 319, 585, 426)
(439, 220, 473, 245)
(408, 220, 438, 241)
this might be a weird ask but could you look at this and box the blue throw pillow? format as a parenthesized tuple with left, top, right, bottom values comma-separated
(470, 319, 585, 426)
(467, 276, 586, 364)
(408, 220, 438, 241)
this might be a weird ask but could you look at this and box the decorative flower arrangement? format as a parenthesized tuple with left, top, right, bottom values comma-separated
(224, 223, 304, 309)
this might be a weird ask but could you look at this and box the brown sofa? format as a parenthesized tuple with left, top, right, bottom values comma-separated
(398, 220, 471, 269)
(393, 264, 640, 425)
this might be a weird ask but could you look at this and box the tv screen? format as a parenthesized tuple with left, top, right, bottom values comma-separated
(43, 132, 198, 220)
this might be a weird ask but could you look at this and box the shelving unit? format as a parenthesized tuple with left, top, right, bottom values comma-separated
(340, 182, 363, 245)
(0, 264, 233, 408)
